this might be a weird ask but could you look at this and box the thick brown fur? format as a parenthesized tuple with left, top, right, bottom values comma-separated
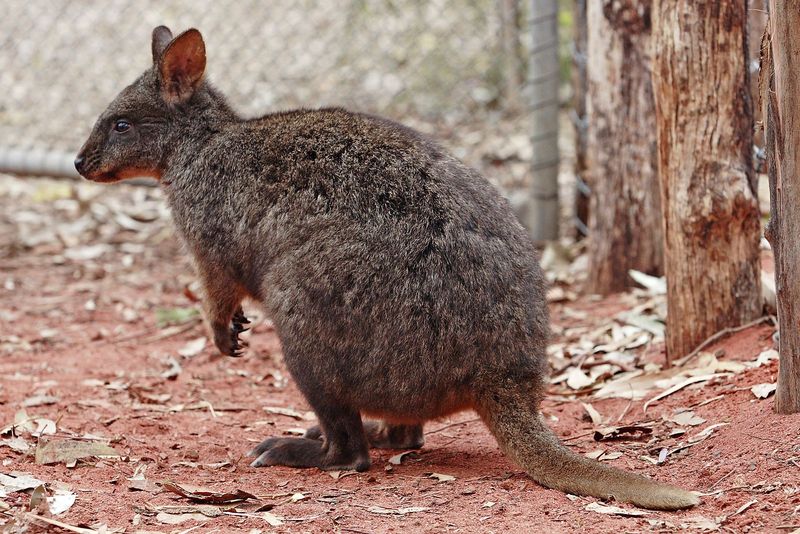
(76, 26, 698, 510)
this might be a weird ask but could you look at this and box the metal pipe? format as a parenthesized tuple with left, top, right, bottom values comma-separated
(0, 146, 156, 186)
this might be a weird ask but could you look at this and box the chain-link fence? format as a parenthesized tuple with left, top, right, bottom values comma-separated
(1, 1, 557, 187)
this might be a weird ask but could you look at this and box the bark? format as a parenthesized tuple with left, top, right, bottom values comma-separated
(749, 0, 768, 153)
(572, 0, 589, 239)
(585, 0, 663, 294)
(651, 1, 762, 361)
(499, 0, 523, 109)
(525, 0, 560, 242)
(761, 1, 800, 414)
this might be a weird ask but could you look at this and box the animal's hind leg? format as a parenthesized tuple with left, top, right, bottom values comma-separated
(305, 421, 424, 449)
(248, 358, 371, 472)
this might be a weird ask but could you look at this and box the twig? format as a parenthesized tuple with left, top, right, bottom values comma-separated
(709, 467, 737, 489)
(674, 316, 773, 367)
(23, 513, 98, 533)
(616, 396, 634, 423)
(689, 394, 725, 409)
(426, 417, 481, 434)
(104, 319, 201, 345)
(743, 432, 781, 444)
(562, 430, 595, 442)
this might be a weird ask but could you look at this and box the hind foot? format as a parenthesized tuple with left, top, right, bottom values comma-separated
(305, 421, 424, 449)
(247, 437, 370, 471)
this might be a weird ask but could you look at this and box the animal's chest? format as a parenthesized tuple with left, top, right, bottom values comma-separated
(169, 187, 253, 283)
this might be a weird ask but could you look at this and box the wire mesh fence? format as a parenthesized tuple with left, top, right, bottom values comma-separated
(1, 1, 541, 172)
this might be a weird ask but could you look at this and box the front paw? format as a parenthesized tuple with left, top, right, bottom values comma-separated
(212, 313, 249, 357)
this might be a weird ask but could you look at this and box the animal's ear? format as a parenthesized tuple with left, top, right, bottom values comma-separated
(151, 25, 173, 63)
(158, 28, 206, 104)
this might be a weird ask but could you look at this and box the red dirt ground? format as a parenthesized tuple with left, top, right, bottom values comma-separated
(1, 180, 799, 533)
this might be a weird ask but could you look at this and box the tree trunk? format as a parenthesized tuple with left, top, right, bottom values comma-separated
(525, 0, 560, 242)
(651, 1, 762, 361)
(499, 0, 523, 110)
(572, 0, 589, 239)
(761, 1, 800, 414)
(585, 0, 663, 294)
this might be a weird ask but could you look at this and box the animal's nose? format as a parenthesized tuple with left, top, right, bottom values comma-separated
(74, 155, 86, 174)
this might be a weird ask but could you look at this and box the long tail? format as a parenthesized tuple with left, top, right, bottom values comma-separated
(475, 386, 699, 510)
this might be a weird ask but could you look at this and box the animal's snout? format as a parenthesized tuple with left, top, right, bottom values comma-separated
(74, 155, 86, 174)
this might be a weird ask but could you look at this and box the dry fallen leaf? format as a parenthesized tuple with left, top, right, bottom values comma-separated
(1, 473, 75, 516)
(147, 504, 225, 524)
(620, 313, 665, 337)
(161, 481, 257, 504)
(581, 402, 603, 425)
(753, 349, 778, 367)
(1, 436, 32, 452)
(161, 356, 182, 380)
(178, 337, 207, 358)
(127, 464, 159, 493)
(594, 370, 672, 400)
(689, 423, 729, 444)
(22, 394, 59, 408)
(692, 353, 748, 374)
(593, 425, 652, 442)
(665, 410, 706, 427)
(428, 472, 456, 482)
(46, 487, 77, 515)
(29, 484, 49, 514)
(252, 511, 284, 526)
(585, 502, 648, 516)
(64, 244, 111, 261)
(155, 511, 212, 524)
(565, 367, 594, 390)
(680, 516, 722, 531)
(729, 499, 757, 517)
(1, 409, 56, 437)
(628, 270, 666, 295)
(547, 286, 577, 303)
(585, 450, 623, 461)
(327, 470, 359, 480)
(388, 450, 419, 465)
(35, 439, 120, 465)
(643, 374, 730, 412)
(0, 472, 47, 494)
(750, 383, 777, 399)
(585, 450, 604, 460)
(224, 510, 284, 526)
(129, 387, 172, 405)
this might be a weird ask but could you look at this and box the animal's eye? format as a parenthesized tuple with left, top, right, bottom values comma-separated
(113, 120, 131, 133)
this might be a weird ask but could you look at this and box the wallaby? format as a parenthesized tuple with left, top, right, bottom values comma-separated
(75, 26, 698, 510)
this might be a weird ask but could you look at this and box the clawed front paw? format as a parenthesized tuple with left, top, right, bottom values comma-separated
(213, 308, 251, 357)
